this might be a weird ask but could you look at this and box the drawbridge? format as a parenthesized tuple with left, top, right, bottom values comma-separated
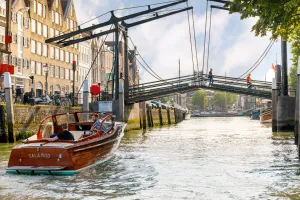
(126, 74, 272, 104)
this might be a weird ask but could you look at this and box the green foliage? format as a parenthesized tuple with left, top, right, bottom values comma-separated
(192, 90, 207, 108)
(213, 92, 238, 110)
(289, 64, 298, 89)
(226, 0, 300, 76)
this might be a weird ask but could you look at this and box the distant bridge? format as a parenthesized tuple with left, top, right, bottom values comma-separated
(126, 74, 272, 104)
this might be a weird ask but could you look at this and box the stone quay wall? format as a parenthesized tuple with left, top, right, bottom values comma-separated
(0, 105, 82, 140)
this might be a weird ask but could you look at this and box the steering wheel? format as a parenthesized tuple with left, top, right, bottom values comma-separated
(96, 114, 112, 136)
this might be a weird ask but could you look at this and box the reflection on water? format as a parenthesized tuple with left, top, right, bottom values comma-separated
(0, 117, 299, 199)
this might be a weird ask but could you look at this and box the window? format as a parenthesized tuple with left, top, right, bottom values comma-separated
(23, 59, 28, 69)
(37, 22, 42, 35)
(70, 70, 73, 81)
(12, 12, 17, 23)
(65, 52, 69, 63)
(37, 3, 42, 16)
(55, 66, 59, 78)
(56, 0, 59, 8)
(70, 53, 73, 63)
(17, 58, 22, 73)
(12, 33, 17, 43)
(33, 0, 37, 13)
(31, 40, 36, 53)
(24, 18, 30, 28)
(36, 62, 42, 75)
(66, 68, 69, 80)
(55, 29, 59, 36)
(74, 55, 78, 63)
(55, 48, 59, 60)
(59, 14, 62, 26)
(37, 42, 42, 55)
(0, 26, 5, 44)
(43, 44, 48, 57)
(60, 68, 65, 79)
(50, 28, 54, 37)
(31, 19, 36, 33)
(43, 25, 48, 37)
(60, 49, 64, 61)
(31, 60, 36, 74)
(55, 12, 59, 24)
(70, 5, 73, 16)
(50, 66, 54, 77)
(0, 1, 6, 17)
(23, 37, 29, 48)
(43, 5, 46, 18)
(50, 46, 54, 58)
(52, 10, 54, 22)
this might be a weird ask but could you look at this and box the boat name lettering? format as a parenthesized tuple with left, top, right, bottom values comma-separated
(28, 153, 51, 159)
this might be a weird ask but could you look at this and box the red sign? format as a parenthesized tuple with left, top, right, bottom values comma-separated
(90, 84, 100, 96)
(5, 36, 12, 44)
(0, 64, 14, 75)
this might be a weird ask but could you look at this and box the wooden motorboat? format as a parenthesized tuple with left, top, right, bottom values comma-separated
(7, 112, 126, 175)
(260, 107, 272, 123)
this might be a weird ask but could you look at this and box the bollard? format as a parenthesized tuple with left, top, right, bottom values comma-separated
(150, 107, 154, 127)
(167, 108, 171, 125)
(159, 108, 163, 126)
(118, 80, 125, 122)
(174, 108, 178, 124)
(272, 78, 278, 133)
(147, 106, 151, 128)
(4, 73, 15, 143)
(141, 102, 147, 129)
(83, 80, 89, 112)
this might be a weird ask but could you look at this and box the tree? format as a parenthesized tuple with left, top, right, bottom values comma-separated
(225, 0, 300, 74)
(192, 90, 207, 109)
(213, 92, 239, 110)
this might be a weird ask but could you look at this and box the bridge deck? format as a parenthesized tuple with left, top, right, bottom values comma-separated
(126, 74, 272, 104)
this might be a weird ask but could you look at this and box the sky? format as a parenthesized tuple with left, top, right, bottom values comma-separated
(74, 0, 293, 83)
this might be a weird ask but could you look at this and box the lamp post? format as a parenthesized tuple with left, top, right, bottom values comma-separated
(72, 61, 76, 107)
(43, 64, 49, 95)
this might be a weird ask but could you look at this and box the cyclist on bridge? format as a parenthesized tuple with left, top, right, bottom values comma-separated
(246, 73, 253, 89)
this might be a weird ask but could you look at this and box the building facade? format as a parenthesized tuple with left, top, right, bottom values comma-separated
(0, 0, 11, 92)
(78, 34, 91, 103)
(10, 0, 79, 97)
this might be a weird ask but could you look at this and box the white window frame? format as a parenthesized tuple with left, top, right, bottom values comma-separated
(55, 48, 59, 60)
(60, 49, 64, 61)
(55, 66, 59, 78)
(43, 44, 48, 57)
(37, 22, 42, 35)
(31, 40, 36, 54)
(50, 66, 54, 77)
(37, 42, 42, 55)
(36, 62, 42, 75)
(37, 3, 42, 16)
(50, 46, 54, 58)
(43, 25, 48, 37)
(50, 28, 54, 37)
(31, 60, 36, 74)
(33, 0, 37, 13)
(31, 19, 36, 33)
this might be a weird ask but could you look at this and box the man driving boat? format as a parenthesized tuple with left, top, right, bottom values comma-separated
(90, 113, 108, 133)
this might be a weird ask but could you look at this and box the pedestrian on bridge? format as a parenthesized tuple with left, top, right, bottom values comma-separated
(246, 73, 253, 89)
(209, 68, 214, 86)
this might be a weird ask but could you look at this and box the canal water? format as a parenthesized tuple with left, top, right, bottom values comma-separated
(0, 117, 299, 200)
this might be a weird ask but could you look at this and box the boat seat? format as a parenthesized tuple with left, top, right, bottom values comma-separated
(70, 131, 85, 141)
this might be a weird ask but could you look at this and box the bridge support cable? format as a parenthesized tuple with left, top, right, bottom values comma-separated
(206, 7, 213, 78)
(186, 2, 196, 78)
(238, 40, 275, 79)
(191, 9, 200, 76)
(202, 0, 209, 75)
(127, 36, 165, 82)
(75, 24, 113, 99)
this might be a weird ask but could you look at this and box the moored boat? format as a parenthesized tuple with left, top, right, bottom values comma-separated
(7, 112, 126, 175)
(260, 107, 272, 123)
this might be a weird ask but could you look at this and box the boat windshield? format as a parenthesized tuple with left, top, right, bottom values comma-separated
(76, 113, 108, 123)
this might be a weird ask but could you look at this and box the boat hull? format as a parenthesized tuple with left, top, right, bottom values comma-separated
(260, 113, 272, 123)
(7, 123, 125, 175)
